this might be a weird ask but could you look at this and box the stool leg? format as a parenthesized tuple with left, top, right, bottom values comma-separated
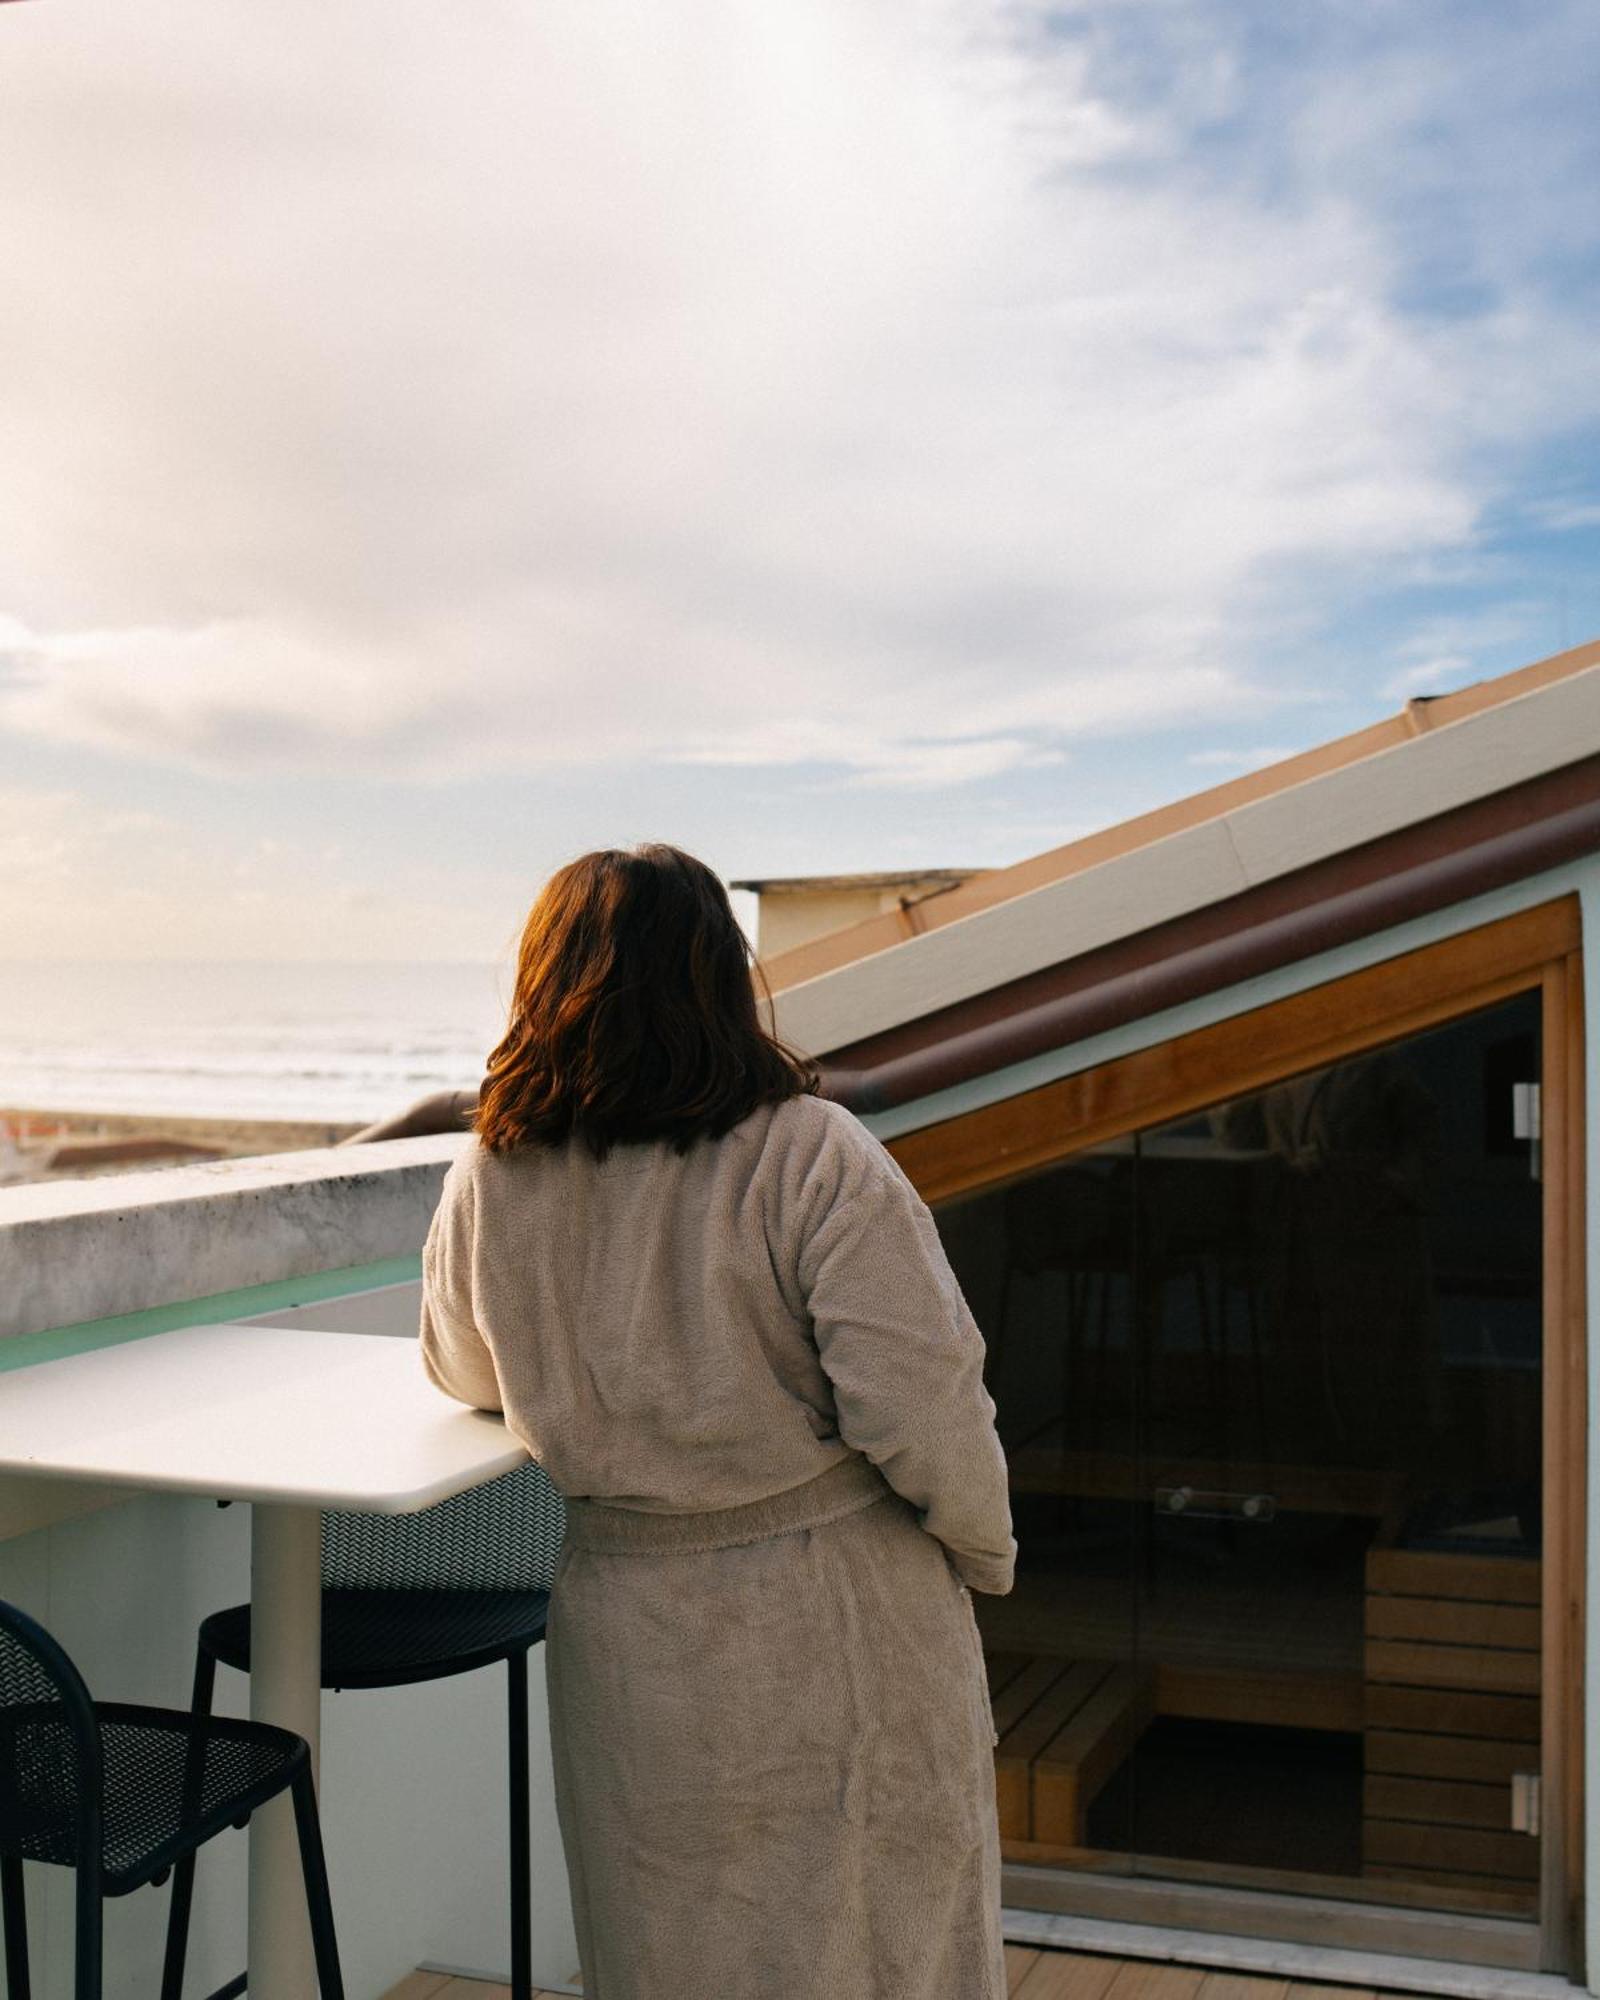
(289, 1768, 344, 2000)
(161, 1643, 218, 2000)
(73, 1869, 102, 2000)
(508, 1651, 532, 2000)
(2, 1852, 30, 2000)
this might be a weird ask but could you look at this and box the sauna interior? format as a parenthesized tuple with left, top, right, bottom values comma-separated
(934, 988, 1547, 1929)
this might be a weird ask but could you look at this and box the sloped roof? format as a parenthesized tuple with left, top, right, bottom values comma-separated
(767, 636, 1600, 1096)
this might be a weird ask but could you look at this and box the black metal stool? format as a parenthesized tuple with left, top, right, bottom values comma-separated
(161, 1459, 564, 2000)
(0, 1596, 343, 2000)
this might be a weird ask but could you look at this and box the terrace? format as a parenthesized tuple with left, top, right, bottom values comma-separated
(1, 1136, 1583, 1999)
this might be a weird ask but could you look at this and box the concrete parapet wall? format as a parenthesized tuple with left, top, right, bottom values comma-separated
(0, 1133, 468, 1343)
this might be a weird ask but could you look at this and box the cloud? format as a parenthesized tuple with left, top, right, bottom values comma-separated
(0, 784, 518, 960)
(1377, 604, 1556, 701)
(0, 788, 83, 885)
(0, 0, 1595, 789)
(1187, 745, 1303, 772)
(837, 740, 1066, 791)
(1527, 498, 1600, 532)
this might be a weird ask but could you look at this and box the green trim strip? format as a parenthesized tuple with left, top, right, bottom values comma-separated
(0, 1255, 423, 1374)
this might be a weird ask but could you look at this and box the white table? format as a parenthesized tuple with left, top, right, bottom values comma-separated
(0, 1321, 528, 1999)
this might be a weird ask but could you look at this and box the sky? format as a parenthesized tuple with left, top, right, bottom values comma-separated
(1, 0, 1597, 962)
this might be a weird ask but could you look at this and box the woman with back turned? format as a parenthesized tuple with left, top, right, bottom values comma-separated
(419, 844, 1015, 2000)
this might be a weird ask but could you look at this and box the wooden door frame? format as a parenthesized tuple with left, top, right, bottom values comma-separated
(890, 896, 1587, 1978)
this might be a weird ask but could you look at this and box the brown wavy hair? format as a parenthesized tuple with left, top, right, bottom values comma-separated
(476, 844, 817, 1157)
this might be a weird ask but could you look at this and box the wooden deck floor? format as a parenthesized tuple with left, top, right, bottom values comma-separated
(382, 1946, 1427, 1998)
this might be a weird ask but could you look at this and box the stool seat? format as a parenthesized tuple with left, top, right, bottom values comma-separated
(3, 1702, 307, 1893)
(200, 1588, 549, 1690)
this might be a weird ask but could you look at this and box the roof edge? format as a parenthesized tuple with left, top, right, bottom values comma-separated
(819, 754, 1600, 1117)
(768, 635, 1600, 994)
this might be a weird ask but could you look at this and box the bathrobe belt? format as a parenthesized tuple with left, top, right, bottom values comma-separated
(561, 1452, 895, 1556)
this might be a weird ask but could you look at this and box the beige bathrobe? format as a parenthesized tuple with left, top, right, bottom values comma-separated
(420, 1091, 1016, 2000)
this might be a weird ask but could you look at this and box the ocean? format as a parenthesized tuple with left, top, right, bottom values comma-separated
(0, 960, 511, 1125)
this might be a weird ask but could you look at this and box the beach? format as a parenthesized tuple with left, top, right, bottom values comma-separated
(0, 1106, 367, 1184)
(0, 961, 503, 1174)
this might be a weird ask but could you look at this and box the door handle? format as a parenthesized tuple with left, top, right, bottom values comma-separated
(1155, 1486, 1277, 1522)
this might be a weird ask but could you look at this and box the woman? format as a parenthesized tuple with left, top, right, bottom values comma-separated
(419, 844, 1015, 1999)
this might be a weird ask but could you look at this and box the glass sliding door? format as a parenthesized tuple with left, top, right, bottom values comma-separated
(936, 1142, 1141, 1865)
(937, 987, 1546, 1928)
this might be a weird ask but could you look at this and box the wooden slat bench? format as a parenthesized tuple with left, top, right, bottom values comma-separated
(988, 1652, 1154, 1844)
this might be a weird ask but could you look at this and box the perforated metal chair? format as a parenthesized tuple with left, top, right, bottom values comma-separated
(0, 1596, 342, 2000)
(162, 1460, 564, 2000)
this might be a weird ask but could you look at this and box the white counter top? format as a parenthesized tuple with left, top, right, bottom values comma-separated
(0, 1320, 524, 1510)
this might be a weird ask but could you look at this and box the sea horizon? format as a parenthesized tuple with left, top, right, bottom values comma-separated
(0, 958, 511, 1125)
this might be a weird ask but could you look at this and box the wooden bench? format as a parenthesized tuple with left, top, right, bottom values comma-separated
(987, 1652, 1154, 1844)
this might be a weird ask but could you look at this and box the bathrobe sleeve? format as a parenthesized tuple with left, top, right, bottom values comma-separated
(419, 1161, 505, 1412)
(798, 1130, 1016, 1594)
